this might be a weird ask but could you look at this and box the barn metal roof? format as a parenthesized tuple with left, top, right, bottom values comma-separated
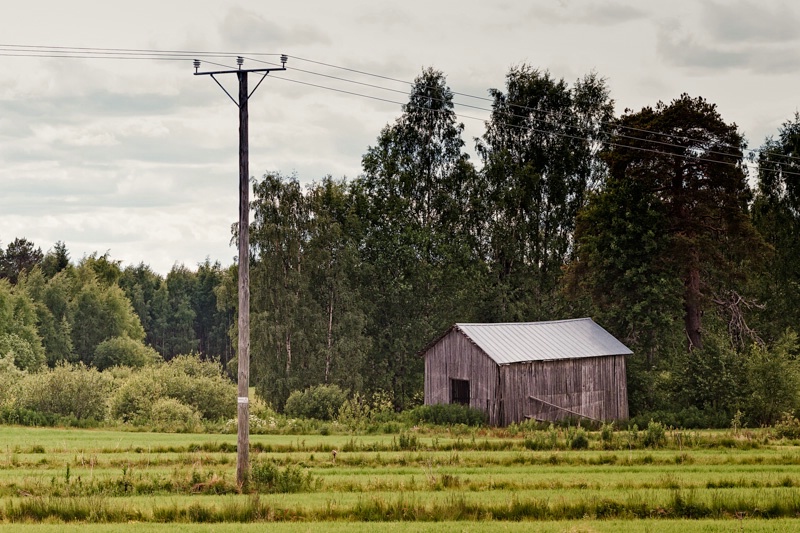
(453, 318, 632, 365)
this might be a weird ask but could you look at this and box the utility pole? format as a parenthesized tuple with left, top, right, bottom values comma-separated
(194, 54, 287, 488)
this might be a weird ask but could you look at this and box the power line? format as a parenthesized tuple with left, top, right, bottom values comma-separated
(286, 55, 800, 167)
(254, 54, 756, 165)
(0, 44, 790, 162)
(0, 44, 798, 175)
(0, 44, 282, 58)
(250, 53, 800, 169)
(268, 74, 800, 180)
(260, 56, 757, 168)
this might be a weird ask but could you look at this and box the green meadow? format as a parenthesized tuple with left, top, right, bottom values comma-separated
(2, 425, 800, 530)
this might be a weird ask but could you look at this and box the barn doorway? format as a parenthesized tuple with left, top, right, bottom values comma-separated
(450, 379, 470, 406)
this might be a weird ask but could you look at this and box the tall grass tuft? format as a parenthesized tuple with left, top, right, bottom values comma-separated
(4, 496, 141, 523)
(250, 460, 316, 493)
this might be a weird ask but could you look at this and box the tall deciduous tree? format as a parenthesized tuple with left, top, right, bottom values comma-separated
(119, 263, 163, 351)
(70, 262, 145, 364)
(751, 113, 800, 340)
(20, 267, 75, 366)
(160, 265, 199, 358)
(359, 68, 480, 408)
(305, 177, 369, 392)
(476, 67, 614, 320)
(250, 173, 312, 409)
(0, 279, 45, 371)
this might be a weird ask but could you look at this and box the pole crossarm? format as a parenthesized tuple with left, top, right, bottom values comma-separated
(195, 67, 285, 76)
(195, 66, 286, 107)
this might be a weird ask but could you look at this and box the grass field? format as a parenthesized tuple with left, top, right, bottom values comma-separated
(1, 425, 799, 530)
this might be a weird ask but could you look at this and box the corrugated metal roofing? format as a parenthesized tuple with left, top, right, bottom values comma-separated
(454, 318, 632, 365)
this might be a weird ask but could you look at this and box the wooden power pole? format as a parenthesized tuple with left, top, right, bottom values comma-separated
(194, 54, 287, 487)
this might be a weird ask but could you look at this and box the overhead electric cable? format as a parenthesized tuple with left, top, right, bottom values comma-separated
(270, 74, 799, 179)
(0, 44, 797, 173)
(250, 56, 760, 166)
(0, 43, 283, 58)
(287, 54, 800, 166)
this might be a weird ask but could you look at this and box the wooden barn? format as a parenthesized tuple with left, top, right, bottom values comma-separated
(421, 318, 631, 426)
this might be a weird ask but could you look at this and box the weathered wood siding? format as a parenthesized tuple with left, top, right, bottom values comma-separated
(499, 355, 628, 425)
(423, 330, 501, 425)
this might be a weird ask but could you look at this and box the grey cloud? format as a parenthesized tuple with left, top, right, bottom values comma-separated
(657, 28, 800, 74)
(0, 160, 234, 217)
(219, 7, 331, 49)
(356, 7, 417, 29)
(0, 89, 209, 136)
(531, 1, 648, 26)
(703, 1, 799, 44)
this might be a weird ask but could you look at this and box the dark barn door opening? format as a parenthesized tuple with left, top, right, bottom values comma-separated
(450, 379, 470, 406)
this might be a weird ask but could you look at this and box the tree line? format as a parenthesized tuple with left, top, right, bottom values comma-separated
(2, 65, 800, 426)
(0, 246, 235, 372)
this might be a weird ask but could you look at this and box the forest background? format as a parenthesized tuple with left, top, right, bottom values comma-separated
(2, 65, 799, 429)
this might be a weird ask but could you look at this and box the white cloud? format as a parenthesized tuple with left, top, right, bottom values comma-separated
(33, 124, 119, 147)
(219, 6, 330, 49)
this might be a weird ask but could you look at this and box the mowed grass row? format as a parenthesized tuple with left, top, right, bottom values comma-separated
(4, 462, 800, 496)
(4, 487, 800, 522)
(2, 426, 800, 524)
(4, 519, 800, 533)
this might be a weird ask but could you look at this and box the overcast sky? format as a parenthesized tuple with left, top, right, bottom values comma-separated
(1, 1, 797, 274)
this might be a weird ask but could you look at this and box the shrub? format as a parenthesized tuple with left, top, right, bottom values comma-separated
(168, 354, 226, 379)
(149, 398, 202, 432)
(111, 355, 236, 424)
(643, 420, 666, 448)
(600, 422, 616, 448)
(284, 384, 347, 421)
(0, 353, 24, 407)
(92, 335, 159, 370)
(774, 413, 800, 440)
(16, 363, 112, 421)
(741, 332, 800, 426)
(337, 390, 399, 430)
(568, 426, 589, 449)
(158, 362, 236, 421)
(251, 461, 315, 493)
(523, 425, 559, 451)
(0, 405, 58, 426)
(407, 403, 486, 427)
(0, 333, 45, 372)
(110, 368, 164, 423)
(337, 392, 373, 428)
(628, 407, 730, 429)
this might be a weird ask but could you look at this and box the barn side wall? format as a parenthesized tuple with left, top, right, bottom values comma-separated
(499, 355, 628, 425)
(423, 330, 501, 425)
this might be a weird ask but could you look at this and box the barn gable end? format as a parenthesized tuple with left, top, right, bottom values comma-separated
(423, 328, 501, 425)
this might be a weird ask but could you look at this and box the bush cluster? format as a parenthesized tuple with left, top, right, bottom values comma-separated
(111, 355, 236, 425)
(284, 384, 347, 421)
(93, 335, 159, 371)
(407, 403, 486, 426)
(0, 354, 235, 430)
(251, 460, 316, 493)
(17, 363, 111, 421)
